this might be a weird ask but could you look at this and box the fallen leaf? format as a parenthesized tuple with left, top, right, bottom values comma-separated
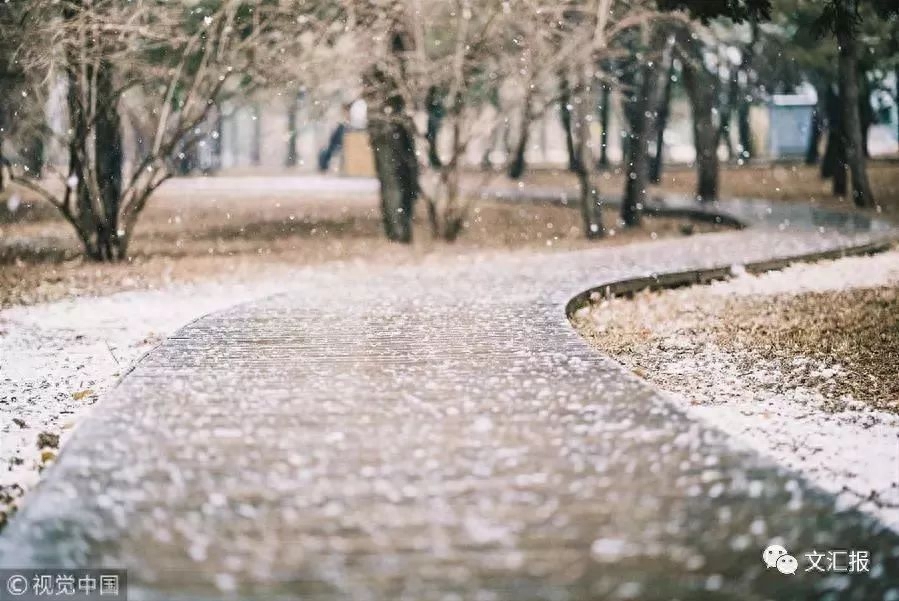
(37, 432, 60, 449)
(72, 388, 94, 401)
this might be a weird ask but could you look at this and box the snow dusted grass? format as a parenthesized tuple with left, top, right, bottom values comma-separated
(574, 249, 899, 530)
(1, 175, 723, 308)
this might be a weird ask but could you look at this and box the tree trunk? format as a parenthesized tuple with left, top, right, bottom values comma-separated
(622, 60, 657, 227)
(832, 133, 848, 196)
(366, 29, 419, 243)
(822, 86, 838, 177)
(211, 102, 224, 172)
(735, 19, 758, 161)
(285, 93, 299, 168)
(425, 86, 443, 169)
(737, 102, 754, 160)
(0, 87, 14, 191)
(369, 117, 418, 243)
(597, 83, 610, 168)
(425, 113, 468, 242)
(577, 167, 603, 239)
(835, 4, 875, 208)
(650, 55, 675, 183)
(481, 118, 502, 171)
(0, 62, 15, 191)
(250, 103, 261, 166)
(479, 89, 500, 170)
(20, 133, 45, 178)
(94, 59, 125, 261)
(558, 75, 581, 173)
(825, 123, 848, 197)
(805, 102, 822, 165)
(681, 43, 719, 202)
(65, 55, 103, 260)
(63, 1, 126, 263)
(718, 64, 736, 161)
(573, 77, 604, 239)
(507, 92, 532, 179)
(0, 108, 6, 193)
(858, 74, 872, 159)
(174, 144, 194, 175)
(821, 84, 848, 195)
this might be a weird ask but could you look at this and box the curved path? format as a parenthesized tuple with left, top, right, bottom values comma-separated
(2, 194, 898, 600)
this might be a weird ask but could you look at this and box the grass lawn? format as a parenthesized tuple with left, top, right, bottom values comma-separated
(0, 177, 723, 307)
(2, 160, 895, 307)
(575, 273, 899, 413)
(723, 286, 899, 412)
(521, 159, 899, 219)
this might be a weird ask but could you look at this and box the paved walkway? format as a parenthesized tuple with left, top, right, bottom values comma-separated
(2, 193, 898, 600)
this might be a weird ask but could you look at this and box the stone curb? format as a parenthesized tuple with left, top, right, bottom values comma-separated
(479, 186, 897, 315)
(564, 238, 896, 318)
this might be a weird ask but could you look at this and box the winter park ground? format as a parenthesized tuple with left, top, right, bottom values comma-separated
(1, 162, 898, 308)
(0, 161, 898, 592)
(573, 251, 899, 529)
(0, 168, 729, 530)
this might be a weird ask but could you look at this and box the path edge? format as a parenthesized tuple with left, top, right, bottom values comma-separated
(564, 238, 896, 318)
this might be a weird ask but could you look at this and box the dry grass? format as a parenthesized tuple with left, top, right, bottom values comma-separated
(660, 161, 899, 219)
(517, 160, 899, 220)
(724, 287, 899, 412)
(575, 276, 899, 413)
(3, 160, 894, 307)
(0, 180, 722, 307)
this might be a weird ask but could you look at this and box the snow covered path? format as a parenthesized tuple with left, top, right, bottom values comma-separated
(2, 196, 898, 600)
(0, 268, 314, 514)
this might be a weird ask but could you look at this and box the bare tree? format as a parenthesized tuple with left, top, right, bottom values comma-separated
(8, 0, 330, 261)
(0, 1, 42, 192)
(678, 27, 720, 202)
(829, 0, 875, 207)
(284, 95, 298, 169)
(353, 0, 516, 241)
(650, 37, 677, 183)
(620, 24, 668, 227)
(596, 81, 612, 168)
(347, 0, 665, 242)
(570, 72, 606, 238)
(506, 89, 534, 180)
(561, 1, 668, 230)
(559, 74, 582, 173)
(363, 15, 420, 243)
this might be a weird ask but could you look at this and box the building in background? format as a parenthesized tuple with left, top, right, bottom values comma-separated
(767, 93, 817, 159)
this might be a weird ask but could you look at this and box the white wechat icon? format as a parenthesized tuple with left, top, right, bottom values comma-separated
(763, 544, 797, 575)
(776, 554, 799, 575)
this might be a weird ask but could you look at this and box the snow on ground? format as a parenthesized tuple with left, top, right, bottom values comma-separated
(721, 249, 899, 296)
(578, 249, 899, 530)
(4, 244, 899, 533)
(0, 248, 512, 525)
(0, 265, 308, 524)
(692, 252, 899, 528)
